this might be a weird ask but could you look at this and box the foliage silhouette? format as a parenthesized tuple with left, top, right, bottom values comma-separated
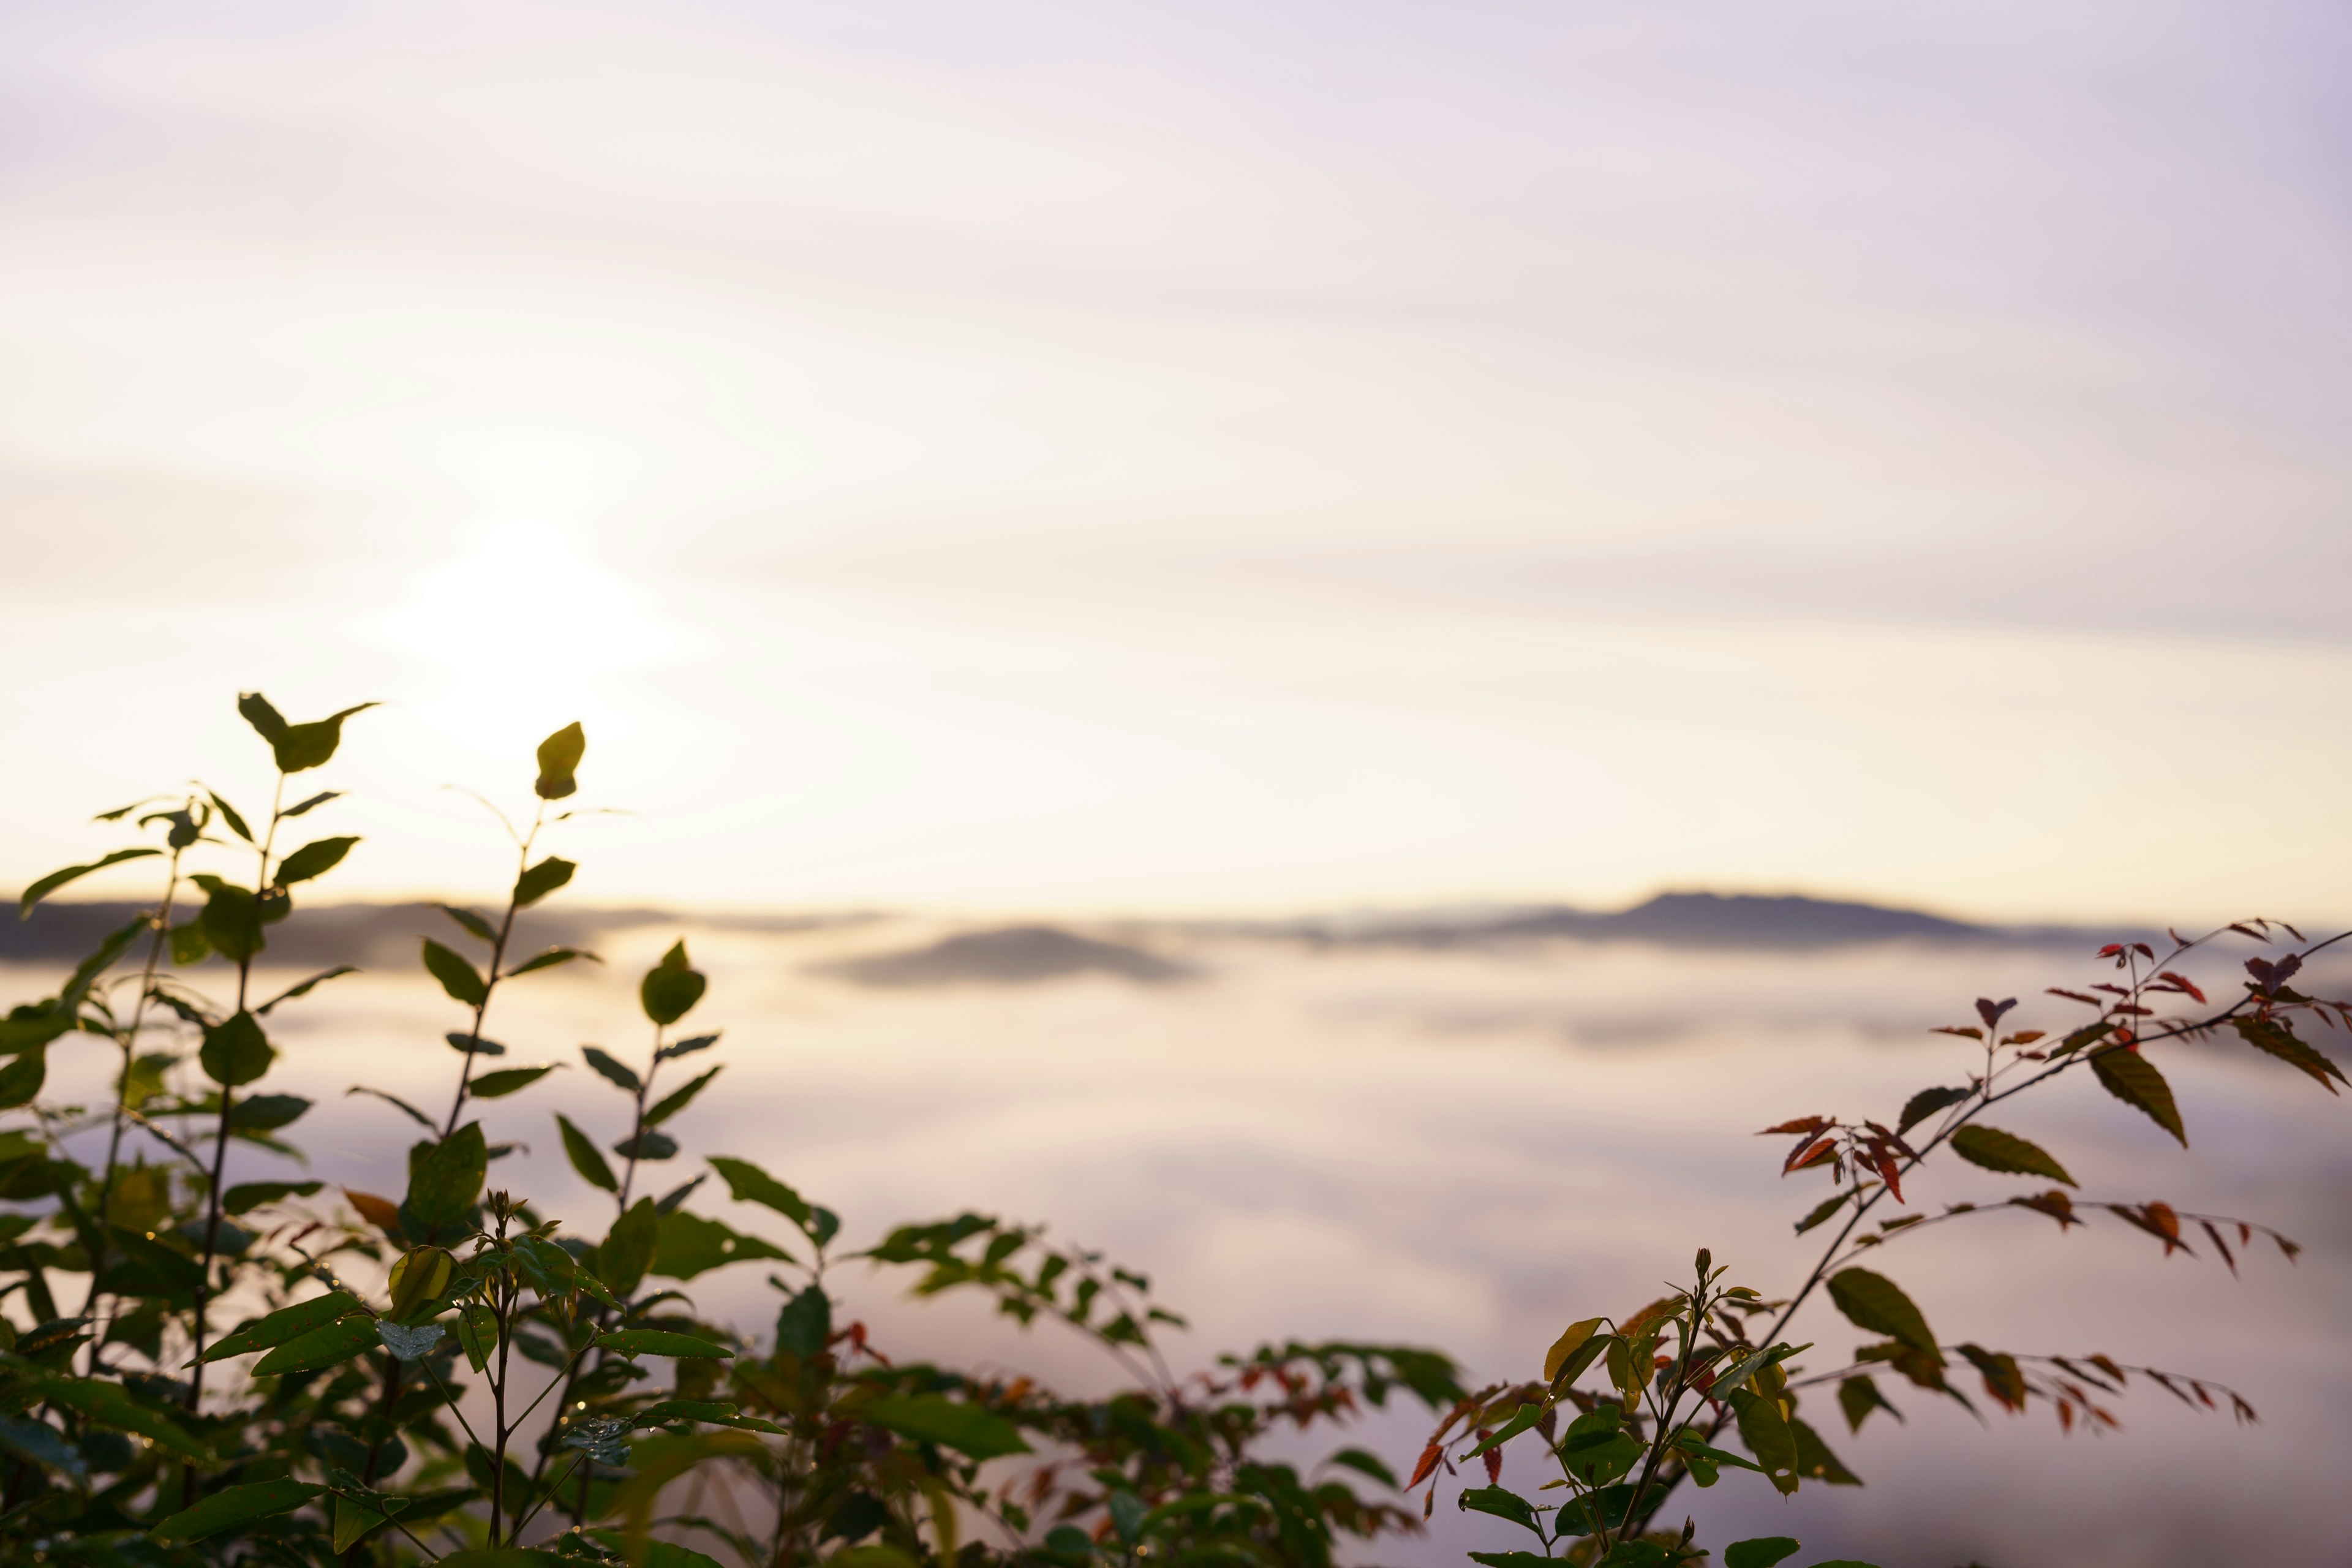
(0, 696, 2340, 1568)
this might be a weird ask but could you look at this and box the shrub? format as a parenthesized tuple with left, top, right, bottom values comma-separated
(0, 696, 2339, 1567)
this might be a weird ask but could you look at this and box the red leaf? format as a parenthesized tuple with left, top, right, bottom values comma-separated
(1784, 1137, 1838, 1175)
(2157, 972, 2206, 1003)
(1406, 1442, 1442, 1490)
(1757, 1117, 1830, 1137)
(1482, 1446, 1502, 1483)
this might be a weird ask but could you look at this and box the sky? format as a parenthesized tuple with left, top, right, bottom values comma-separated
(4, 0, 2350, 921)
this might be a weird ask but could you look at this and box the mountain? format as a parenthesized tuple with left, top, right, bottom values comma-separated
(1232, 891, 2106, 951)
(816, 926, 1191, 988)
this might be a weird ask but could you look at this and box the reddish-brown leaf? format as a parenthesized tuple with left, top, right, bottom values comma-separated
(342, 1188, 404, 1238)
(1757, 1116, 1830, 1137)
(2198, 1221, 2237, 1276)
(1405, 1442, 1442, 1490)
(2155, 971, 2207, 1003)
(1785, 1137, 1838, 1175)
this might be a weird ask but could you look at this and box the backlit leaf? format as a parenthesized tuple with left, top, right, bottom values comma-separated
(514, 856, 576, 909)
(1826, 1268, 1939, 1361)
(600, 1327, 734, 1359)
(205, 1297, 364, 1363)
(198, 1011, 274, 1087)
(535, 722, 586, 801)
(1543, 1317, 1605, 1382)
(599, 1198, 660, 1297)
(403, 1121, 488, 1240)
(640, 940, 706, 1027)
(274, 835, 357, 886)
(2091, 1049, 2187, 1147)
(1950, 1125, 2075, 1186)
(558, 1114, 617, 1193)
(1723, 1542, 1801, 1568)
(252, 1313, 380, 1376)
(1895, 1085, 1970, 1134)
(652, 1209, 790, 1280)
(643, 1066, 722, 1128)
(18, 849, 162, 918)
(1838, 1374, 1901, 1434)
(421, 940, 488, 1008)
(1726, 1389, 1799, 1496)
(581, 1046, 641, 1092)
(149, 1477, 322, 1542)
(468, 1064, 560, 1099)
(863, 1393, 1030, 1458)
(2233, 1017, 2345, 1093)
(271, 703, 378, 773)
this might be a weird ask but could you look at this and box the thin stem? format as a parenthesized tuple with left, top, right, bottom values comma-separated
(185, 770, 287, 1494)
(78, 837, 186, 1365)
(1610, 1284, 1702, 1548)
(443, 802, 546, 1139)
(614, 1025, 665, 1213)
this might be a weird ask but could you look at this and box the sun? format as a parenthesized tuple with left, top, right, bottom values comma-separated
(387, 522, 671, 755)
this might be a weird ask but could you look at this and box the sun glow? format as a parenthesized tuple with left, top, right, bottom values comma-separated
(386, 522, 671, 756)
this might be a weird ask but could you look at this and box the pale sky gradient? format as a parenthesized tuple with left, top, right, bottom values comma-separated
(4, 1, 2350, 921)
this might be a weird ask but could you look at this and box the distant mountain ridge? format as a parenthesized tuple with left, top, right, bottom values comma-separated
(1195, 891, 2116, 951)
(0, 890, 2124, 979)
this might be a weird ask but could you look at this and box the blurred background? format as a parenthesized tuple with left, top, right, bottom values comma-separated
(4, 4, 2350, 1564)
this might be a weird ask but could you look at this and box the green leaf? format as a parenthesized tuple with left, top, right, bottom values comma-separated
(228, 1093, 312, 1133)
(1543, 1316, 1605, 1383)
(1724, 1542, 1801, 1568)
(1896, 1085, 1971, 1134)
(2090, 1048, 2187, 1147)
(1837, 1374, 1901, 1434)
(332, 1490, 409, 1553)
(149, 1477, 322, 1542)
(202, 1291, 365, 1361)
(170, 918, 210, 965)
(274, 835, 358, 886)
(421, 939, 488, 1008)
(707, 1155, 815, 1227)
(775, 1284, 831, 1359)
(1466, 1553, 1554, 1568)
(1795, 1190, 1857, 1235)
(0, 1052, 46, 1109)
(558, 1114, 617, 1192)
(861, 1393, 1030, 1458)
(271, 702, 379, 773)
(1950, 1125, 2075, 1186)
(615, 1128, 679, 1161)
(197, 879, 265, 963)
(199, 1011, 274, 1087)
(652, 1209, 791, 1280)
(1455, 1485, 1540, 1535)
(1461, 1401, 1543, 1459)
(207, 790, 255, 843)
(39, 1375, 208, 1458)
(1727, 1389, 1799, 1496)
(237, 691, 289, 744)
(581, 1046, 641, 1092)
(442, 904, 499, 943)
(600, 1327, 734, 1359)
(253, 1312, 380, 1376)
(404, 1121, 488, 1238)
(514, 856, 576, 909)
(640, 940, 706, 1027)
(281, 789, 341, 819)
(1826, 1268, 1939, 1361)
(1324, 1447, 1398, 1488)
(222, 1180, 324, 1216)
(600, 1198, 660, 1297)
(1789, 1415, 1860, 1485)
(0, 1414, 86, 1481)
(643, 1065, 723, 1128)
(2233, 1017, 2346, 1093)
(507, 946, 596, 977)
(17, 848, 162, 919)
(456, 1302, 497, 1372)
(387, 1245, 456, 1319)
(469, 1064, 560, 1099)
(535, 722, 587, 800)
(446, 1032, 507, 1056)
(257, 965, 360, 1015)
